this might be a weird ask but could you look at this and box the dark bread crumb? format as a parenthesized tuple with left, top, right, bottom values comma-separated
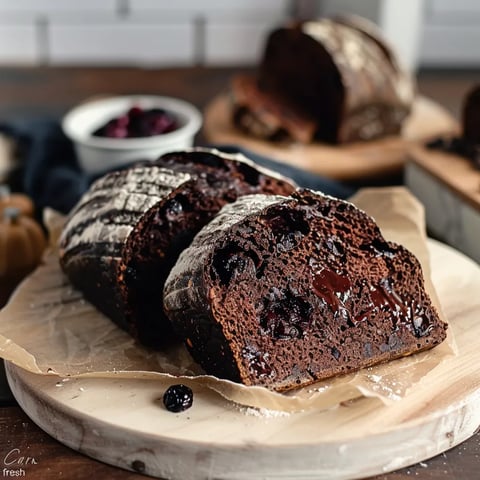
(164, 189, 447, 392)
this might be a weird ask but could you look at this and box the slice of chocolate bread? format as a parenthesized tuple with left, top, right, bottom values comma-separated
(59, 148, 295, 348)
(163, 189, 447, 391)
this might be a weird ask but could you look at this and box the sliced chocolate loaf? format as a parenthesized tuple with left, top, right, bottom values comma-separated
(163, 189, 447, 391)
(233, 16, 414, 144)
(59, 149, 295, 348)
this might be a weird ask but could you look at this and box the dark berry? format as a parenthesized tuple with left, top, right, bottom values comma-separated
(163, 384, 193, 412)
(92, 106, 179, 138)
(124, 265, 138, 283)
(215, 252, 256, 284)
(164, 198, 184, 220)
(116, 115, 130, 127)
(104, 123, 128, 138)
(263, 209, 310, 252)
(242, 346, 273, 377)
(331, 346, 341, 360)
(212, 242, 259, 285)
(259, 291, 312, 340)
(128, 106, 143, 117)
(360, 237, 395, 258)
(131, 460, 146, 473)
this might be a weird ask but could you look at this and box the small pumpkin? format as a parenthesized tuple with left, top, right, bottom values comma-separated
(0, 207, 47, 304)
(0, 185, 35, 217)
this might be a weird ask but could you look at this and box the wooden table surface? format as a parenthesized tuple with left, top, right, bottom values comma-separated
(0, 66, 479, 479)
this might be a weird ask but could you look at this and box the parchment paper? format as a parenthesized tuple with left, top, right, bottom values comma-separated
(0, 187, 455, 412)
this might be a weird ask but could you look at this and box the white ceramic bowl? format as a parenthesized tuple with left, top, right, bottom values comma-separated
(62, 95, 202, 175)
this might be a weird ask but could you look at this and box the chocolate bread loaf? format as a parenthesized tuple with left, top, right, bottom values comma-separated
(59, 148, 295, 348)
(163, 189, 447, 391)
(232, 16, 414, 144)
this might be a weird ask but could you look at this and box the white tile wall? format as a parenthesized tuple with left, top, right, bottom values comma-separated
(49, 23, 195, 66)
(203, 8, 287, 65)
(421, 25, 480, 67)
(427, 0, 480, 19)
(420, 0, 480, 66)
(0, 0, 290, 66)
(0, 24, 37, 63)
(205, 23, 273, 65)
(130, 0, 287, 12)
(0, 0, 117, 12)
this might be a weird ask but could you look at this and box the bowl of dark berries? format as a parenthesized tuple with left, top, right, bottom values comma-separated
(62, 95, 202, 174)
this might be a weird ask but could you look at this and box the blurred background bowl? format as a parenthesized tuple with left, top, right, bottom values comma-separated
(62, 95, 202, 175)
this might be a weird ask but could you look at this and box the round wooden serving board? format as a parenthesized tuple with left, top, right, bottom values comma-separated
(6, 239, 480, 480)
(203, 94, 459, 182)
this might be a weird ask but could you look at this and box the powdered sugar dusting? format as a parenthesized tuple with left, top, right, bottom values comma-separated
(59, 165, 192, 253)
(241, 406, 291, 418)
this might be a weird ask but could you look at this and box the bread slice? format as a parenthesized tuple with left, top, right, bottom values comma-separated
(59, 149, 295, 348)
(163, 189, 447, 391)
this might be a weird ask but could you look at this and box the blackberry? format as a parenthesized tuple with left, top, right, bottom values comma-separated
(163, 384, 193, 412)
(92, 106, 179, 138)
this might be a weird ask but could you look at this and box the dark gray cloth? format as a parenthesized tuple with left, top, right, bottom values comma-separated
(0, 119, 356, 215)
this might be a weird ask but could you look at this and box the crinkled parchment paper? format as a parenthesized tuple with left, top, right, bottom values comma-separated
(0, 187, 455, 412)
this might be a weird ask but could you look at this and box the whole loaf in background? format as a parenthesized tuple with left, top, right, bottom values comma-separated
(232, 15, 415, 144)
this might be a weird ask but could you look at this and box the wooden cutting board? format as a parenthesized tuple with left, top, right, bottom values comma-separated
(203, 94, 459, 182)
(408, 146, 480, 213)
(6, 239, 480, 480)
(405, 146, 480, 265)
